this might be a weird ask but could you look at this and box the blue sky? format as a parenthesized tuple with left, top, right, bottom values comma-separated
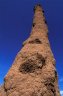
(0, 0, 63, 93)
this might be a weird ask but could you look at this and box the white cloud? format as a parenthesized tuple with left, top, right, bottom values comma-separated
(60, 91, 63, 96)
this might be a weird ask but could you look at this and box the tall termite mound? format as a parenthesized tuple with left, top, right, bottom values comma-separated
(0, 4, 60, 96)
